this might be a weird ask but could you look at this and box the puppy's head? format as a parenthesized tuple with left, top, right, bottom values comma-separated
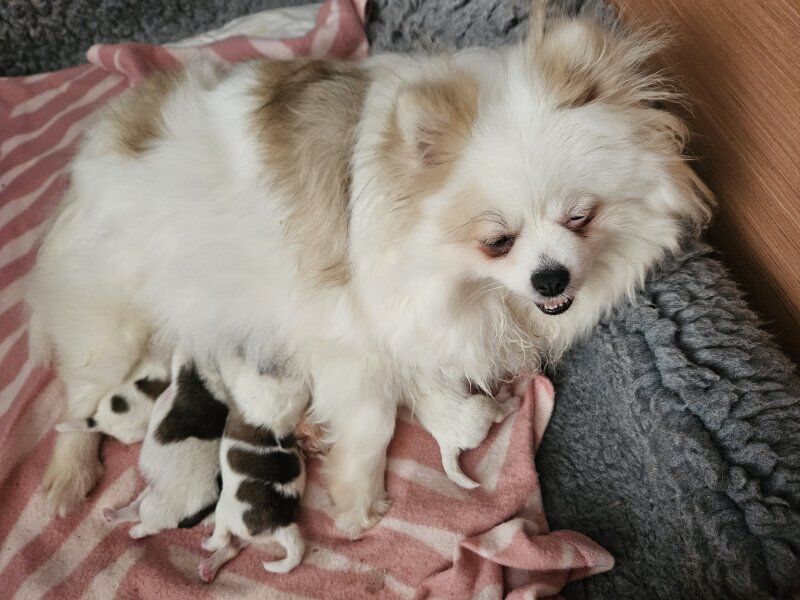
(55, 374, 169, 444)
(379, 6, 712, 339)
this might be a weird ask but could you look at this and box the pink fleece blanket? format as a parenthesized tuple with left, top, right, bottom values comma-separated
(0, 2, 613, 597)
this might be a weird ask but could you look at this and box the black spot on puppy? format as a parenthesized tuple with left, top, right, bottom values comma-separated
(177, 498, 218, 529)
(227, 447, 301, 484)
(135, 376, 170, 400)
(236, 479, 300, 536)
(86, 417, 97, 429)
(155, 363, 229, 444)
(224, 408, 281, 447)
(110, 394, 129, 413)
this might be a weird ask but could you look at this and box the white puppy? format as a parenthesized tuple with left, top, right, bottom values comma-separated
(198, 355, 308, 581)
(103, 353, 229, 538)
(27, 1, 711, 536)
(55, 358, 169, 444)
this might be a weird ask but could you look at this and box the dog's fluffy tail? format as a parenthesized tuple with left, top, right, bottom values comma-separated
(262, 524, 305, 573)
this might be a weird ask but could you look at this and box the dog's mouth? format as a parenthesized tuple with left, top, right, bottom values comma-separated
(535, 296, 573, 316)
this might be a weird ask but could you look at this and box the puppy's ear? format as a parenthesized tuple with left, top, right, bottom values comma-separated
(55, 418, 100, 433)
(394, 74, 479, 168)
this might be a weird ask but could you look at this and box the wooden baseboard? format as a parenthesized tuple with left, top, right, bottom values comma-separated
(609, 0, 800, 360)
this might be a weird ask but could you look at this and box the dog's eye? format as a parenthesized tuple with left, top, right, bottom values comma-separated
(565, 212, 593, 231)
(481, 235, 515, 258)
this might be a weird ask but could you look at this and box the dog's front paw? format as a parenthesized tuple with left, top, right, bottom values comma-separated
(332, 492, 391, 540)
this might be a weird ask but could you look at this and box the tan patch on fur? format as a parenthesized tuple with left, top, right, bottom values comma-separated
(377, 72, 480, 232)
(252, 59, 370, 288)
(108, 70, 185, 155)
(530, 16, 671, 109)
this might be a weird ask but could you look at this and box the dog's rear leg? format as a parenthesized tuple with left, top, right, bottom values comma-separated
(42, 314, 149, 517)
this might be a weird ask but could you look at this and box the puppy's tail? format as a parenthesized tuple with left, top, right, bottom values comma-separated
(262, 524, 305, 573)
(442, 447, 480, 490)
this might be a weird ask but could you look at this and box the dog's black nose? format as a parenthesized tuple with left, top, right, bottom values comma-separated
(531, 265, 570, 297)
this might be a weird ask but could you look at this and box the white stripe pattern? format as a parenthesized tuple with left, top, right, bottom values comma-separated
(12, 468, 139, 599)
(2, 76, 121, 156)
(9, 67, 97, 119)
(79, 547, 144, 600)
(378, 517, 461, 559)
(0, 168, 65, 233)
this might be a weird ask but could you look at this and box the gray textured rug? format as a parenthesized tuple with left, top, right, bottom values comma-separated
(0, 0, 310, 76)
(5, 1, 799, 598)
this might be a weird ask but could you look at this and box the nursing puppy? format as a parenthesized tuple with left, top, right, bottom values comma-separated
(55, 359, 170, 444)
(198, 355, 307, 581)
(104, 353, 229, 538)
(27, 0, 712, 536)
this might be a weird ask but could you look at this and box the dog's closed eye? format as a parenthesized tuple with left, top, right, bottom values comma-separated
(564, 203, 598, 232)
(481, 235, 516, 258)
(566, 214, 591, 229)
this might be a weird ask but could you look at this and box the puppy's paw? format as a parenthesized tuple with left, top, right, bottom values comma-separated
(202, 535, 225, 553)
(42, 446, 103, 518)
(198, 560, 218, 583)
(128, 524, 154, 539)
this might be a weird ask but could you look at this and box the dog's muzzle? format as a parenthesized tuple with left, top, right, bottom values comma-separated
(535, 296, 573, 316)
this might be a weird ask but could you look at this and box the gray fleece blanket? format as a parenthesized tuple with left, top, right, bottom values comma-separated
(4, 1, 799, 598)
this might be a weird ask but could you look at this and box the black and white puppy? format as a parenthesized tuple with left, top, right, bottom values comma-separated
(55, 358, 170, 444)
(198, 355, 308, 582)
(103, 352, 229, 538)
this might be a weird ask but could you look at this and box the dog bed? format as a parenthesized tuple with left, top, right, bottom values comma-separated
(2, 0, 799, 598)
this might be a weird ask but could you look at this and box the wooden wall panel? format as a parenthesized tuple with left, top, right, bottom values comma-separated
(611, 1, 800, 360)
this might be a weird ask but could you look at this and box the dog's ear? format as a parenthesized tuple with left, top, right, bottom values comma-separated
(528, 6, 669, 110)
(647, 156, 714, 231)
(394, 74, 478, 168)
(527, 6, 714, 227)
(55, 418, 100, 433)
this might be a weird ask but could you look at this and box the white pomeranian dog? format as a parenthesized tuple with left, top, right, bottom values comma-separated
(27, 1, 711, 537)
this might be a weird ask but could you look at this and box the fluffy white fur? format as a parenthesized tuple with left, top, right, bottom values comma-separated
(27, 9, 710, 535)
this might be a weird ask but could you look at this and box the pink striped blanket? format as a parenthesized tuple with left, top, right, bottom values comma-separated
(0, 2, 613, 597)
